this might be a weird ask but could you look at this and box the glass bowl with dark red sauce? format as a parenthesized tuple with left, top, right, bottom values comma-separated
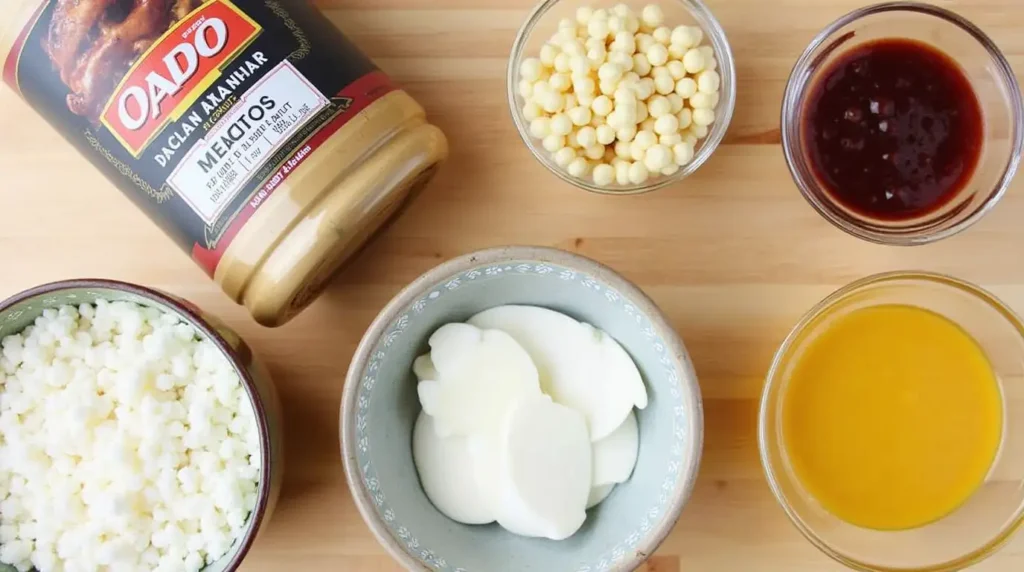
(782, 2, 1023, 245)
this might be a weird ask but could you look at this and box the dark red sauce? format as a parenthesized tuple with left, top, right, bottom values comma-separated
(802, 39, 983, 220)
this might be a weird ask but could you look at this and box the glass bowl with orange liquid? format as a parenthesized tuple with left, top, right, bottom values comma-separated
(759, 272, 1024, 571)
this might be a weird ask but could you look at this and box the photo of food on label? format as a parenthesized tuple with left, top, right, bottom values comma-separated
(43, 0, 207, 119)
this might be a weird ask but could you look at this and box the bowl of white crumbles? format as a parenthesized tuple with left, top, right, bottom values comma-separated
(508, 0, 735, 194)
(0, 279, 283, 572)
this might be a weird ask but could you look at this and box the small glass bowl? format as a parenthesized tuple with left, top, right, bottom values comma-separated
(781, 2, 1023, 244)
(760, 271, 1024, 572)
(507, 0, 736, 194)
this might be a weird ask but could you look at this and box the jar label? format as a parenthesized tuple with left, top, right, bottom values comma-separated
(168, 60, 329, 225)
(4, 0, 397, 275)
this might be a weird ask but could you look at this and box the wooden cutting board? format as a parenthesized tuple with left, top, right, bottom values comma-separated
(1, 0, 1023, 570)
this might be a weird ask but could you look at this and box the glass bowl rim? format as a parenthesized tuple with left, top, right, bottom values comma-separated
(758, 270, 1024, 572)
(506, 0, 737, 195)
(779, 1, 1024, 245)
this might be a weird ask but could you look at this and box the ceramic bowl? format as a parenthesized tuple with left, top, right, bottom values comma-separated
(0, 279, 284, 572)
(341, 246, 703, 571)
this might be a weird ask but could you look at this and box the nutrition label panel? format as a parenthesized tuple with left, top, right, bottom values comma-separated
(168, 61, 329, 225)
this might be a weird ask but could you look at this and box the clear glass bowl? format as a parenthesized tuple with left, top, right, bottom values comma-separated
(507, 0, 736, 194)
(760, 272, 1024, 572)
(781, 2, 1023, 244)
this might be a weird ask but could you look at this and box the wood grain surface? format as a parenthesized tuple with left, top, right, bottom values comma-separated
(2, 0, 1024, 570)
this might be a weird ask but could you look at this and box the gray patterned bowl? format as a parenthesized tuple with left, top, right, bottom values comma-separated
(341, 246, 703, 571)
(0, 279, 284, 572)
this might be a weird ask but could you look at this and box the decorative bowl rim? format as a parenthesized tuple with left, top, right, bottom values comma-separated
(0, 278, 273, 572)
(340, 245, 704, 571)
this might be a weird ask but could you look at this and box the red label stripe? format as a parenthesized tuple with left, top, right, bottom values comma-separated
(2, 1, 48, 91)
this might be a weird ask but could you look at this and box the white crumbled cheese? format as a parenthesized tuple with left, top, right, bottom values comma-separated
(518, 3, 722, 187)
(0, 301, 261, 572)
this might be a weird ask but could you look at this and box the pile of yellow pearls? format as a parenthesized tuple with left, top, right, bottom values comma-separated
(518, 3, 722, 187)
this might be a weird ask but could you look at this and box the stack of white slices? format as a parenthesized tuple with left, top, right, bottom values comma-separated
(412, 305, 647, 540)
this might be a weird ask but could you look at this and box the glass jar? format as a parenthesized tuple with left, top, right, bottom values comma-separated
(1, 0, 448, 326)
